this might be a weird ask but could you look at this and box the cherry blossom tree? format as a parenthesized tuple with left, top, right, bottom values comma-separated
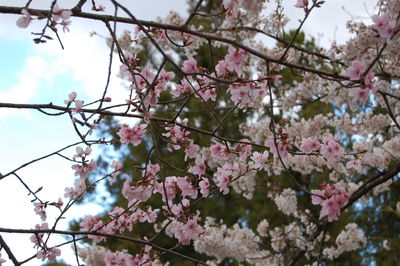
(1, 0, 400, 265)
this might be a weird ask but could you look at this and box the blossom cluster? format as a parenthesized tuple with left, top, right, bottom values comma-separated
(312, 184, 349, 222)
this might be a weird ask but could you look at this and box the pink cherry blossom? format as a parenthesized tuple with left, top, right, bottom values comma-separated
(225, 47, 248, 75)
(311, 184, 349, 222)
(61, 19, 71, 32)
(176, 176, 198, 199)
(143, 162, 160, 181)
(30, 223, 49, 248)
(346, 159, 363, 173)
(172, 79, 191, 96)
(235, 140, 252, 161)
(71, 159, 97, 178)
(52, 4, 72, 21)
(266, 139, 289, 158)
(222, 0, 239, 17)
(80, 215, 103, 231)
(182, 56, 198, 73)
(349, 88, 369, 104)
(199, 177, 210, 197)
(117, 124, 147, 146)
(73, 146, 92, 159)
(343, 60, 366, 81)
(55, 197, 63, 208)
(173, 216, 204, 245)
(294, 0, 309, 8)
(214, 163, 234, 194)
(198, 87, 217, 102)
(184, 141, 200, 160)
(122, 175, 153, 203)
(64, 178, 86, 199)
(299, 137, 320, 153)
(229, 84, 252, 109)
(73, 100, 84, 113)
(64, 92, 77, 105)
(372, 14, 397, 39)
(36, 247, 61, 262)
(33, 202, 47, 221)
(320, 137, 343, 162)
(210, 142, 230, 161)
(188, 156, 206, 177)
(16, 9, 32, 28)
(215, 59, 229, 77)
(111, 160, 123, 171)
(171, 203, 184, 217)
(250, 151, 269, 169)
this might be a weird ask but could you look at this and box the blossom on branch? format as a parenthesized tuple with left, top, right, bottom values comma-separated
(312, 184, 349, 222)
(117, 124, 147, 146)
(16, 9, 32, 28)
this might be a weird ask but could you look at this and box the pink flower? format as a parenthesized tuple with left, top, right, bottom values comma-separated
(80, 215, 103, 231)
(311, 184, 349, 222)
(222, 0, 239, 17)
(73, 146, 92, 159)
(184, 141, 200, 160)
(198, 88, 217, 102)
(182, 56, 198, 73)
(250, 151, 269, 169)
(225, 47, 248, 75)
(363, 71, 377, 92)
(73, 100, 84, 113)
(299, 137, 320, 153)
(64, 178, 87, 199)
(343, 60, 366, 81)
(52, 4, 72, 21)
(349, 88, 369, 104)
(346, 159, 363, 173)
(176, 177, 198, 199)
(33, 202, 47, 221)
(36, 247, 61, 262)
(173, 216, 204, 245)
(110, 160, 123, 179)
(30, 223, 49, 248)
(235, 140, 252, 161)
(171, 203, 184, 217)
(199, 177, 210, 197)
(372, 14, 397, 39)
(64, 92, 77, 105)
(16, 9, 32, 28)
(214, 164, 233, 195)
(320, 137, 343, 162)
(55, 198, 63, 208)
(143, 163, 160, 181)
(229, 84, 252, 109)
(71, 159, 97, 178)
(215, 59, 228, 76)
(61, 19, 71, 33)
(188, 156, 206, 177)
(117, 124, 147, 146)
(266, 139, 288, 158)
(210, 142, 229, 161)
(111, 160, 123, 171)
(122, 175, 153, 203)
(294, 0, 309, 8)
